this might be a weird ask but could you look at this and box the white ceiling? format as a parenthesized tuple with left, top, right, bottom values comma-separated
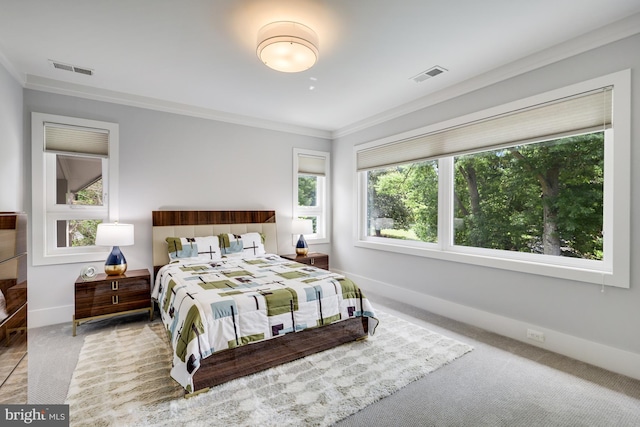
(1, 0, 639, 138)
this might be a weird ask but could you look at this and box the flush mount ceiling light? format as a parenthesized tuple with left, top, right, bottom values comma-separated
(257, 21, 319, 73)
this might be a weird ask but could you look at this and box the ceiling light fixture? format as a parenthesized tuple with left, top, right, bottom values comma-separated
(257, 21, 319, 73)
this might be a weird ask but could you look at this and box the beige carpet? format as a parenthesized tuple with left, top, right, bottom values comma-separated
(66, 311, 473, 426)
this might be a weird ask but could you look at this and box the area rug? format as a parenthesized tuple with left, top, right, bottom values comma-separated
(66, 311, 473, 426)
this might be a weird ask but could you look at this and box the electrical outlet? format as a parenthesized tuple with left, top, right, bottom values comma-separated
(526, 328, 545, 343)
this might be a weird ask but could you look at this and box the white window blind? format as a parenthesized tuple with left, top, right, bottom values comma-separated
(44, 123, 109, 157)
(298, 154, 326, 176)
(357, 87, 612, 171)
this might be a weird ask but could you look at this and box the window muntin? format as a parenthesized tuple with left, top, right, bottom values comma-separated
(293, 149, 330, 243)
(32, 113, 119, 265)
(355, 70, 630, 288)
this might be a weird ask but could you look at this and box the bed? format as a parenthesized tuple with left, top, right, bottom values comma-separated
(151, 210, 378, 395)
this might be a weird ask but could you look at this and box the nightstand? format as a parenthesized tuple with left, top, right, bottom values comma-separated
(73, 268, 153, 336)
(281, 252, 329, 270)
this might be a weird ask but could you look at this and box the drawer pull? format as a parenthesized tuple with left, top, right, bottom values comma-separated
(111, 281, 119, 291)
(310, 259, 315, 265)
(112, 295, 119, 305)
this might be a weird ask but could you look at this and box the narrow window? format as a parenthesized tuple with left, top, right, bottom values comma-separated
(32, 113, 119, 265)
(293, 149, 330, 243)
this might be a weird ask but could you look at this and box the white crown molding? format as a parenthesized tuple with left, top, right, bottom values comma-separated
(0, 49, 24, 85)
(23, 75, 332, 140)
(332, 12, 640, 139)
(12, 12, 640, 140)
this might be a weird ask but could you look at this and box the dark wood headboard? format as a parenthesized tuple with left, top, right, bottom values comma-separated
(151, 210, 278, 274)
(152, 210, 276, 227)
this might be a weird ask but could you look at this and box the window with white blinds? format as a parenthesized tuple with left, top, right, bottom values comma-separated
(293, 148, 330, 244)
(355, 70, 630, 288)
(32, 112, 120, 266)
(297, 153, 326, 176)
(44, 123, 109, 157)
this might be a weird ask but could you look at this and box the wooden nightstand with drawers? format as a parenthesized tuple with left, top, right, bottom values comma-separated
(281, 252, 329, 270)
(73, 268, 153, 336)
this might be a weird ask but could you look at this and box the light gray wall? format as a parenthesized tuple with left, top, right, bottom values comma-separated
(22, 90, 331, 326)
(5, 31, 639, 373)
(0, 63, 24, 212)
(332, 34, 640, 357)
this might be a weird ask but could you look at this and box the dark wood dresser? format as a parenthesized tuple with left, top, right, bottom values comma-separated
(73, 268, 153, 336)
(0, 212, 28, 401)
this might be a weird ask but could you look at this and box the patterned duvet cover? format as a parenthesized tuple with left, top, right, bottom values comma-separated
(152, 254, 378, 392)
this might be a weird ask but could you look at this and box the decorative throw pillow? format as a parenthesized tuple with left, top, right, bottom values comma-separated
(166, 237, 198, 261)
(166, 236, 222, 262)
(219, 232, 266, 256)
(219, 233, 244, 255)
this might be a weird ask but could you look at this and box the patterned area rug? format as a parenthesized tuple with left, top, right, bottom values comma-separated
(66, 311, 473, 426)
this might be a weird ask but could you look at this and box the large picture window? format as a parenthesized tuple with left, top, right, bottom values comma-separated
(356, 71, 630, 288)
(32, 113, 119, 265)
(453, 134, 603, 259)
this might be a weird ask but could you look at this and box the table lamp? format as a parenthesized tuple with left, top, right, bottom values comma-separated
(292, 219, 313, 256)
(95, 222, 134, 275)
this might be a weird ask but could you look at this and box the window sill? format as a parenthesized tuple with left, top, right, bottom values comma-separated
(355, 238, 623, 288)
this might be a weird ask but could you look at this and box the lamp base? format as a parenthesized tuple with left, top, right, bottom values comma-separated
(104, 246, 128, 276)
(295, 235, 309, 256)
(104, 263, 128, 276)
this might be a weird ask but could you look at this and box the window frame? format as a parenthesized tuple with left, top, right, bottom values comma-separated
(32, 112, 120, 265)
(293, 148, 330, 244)
(354, 70, 630, 288)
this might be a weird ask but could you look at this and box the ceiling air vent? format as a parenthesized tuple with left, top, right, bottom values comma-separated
(412, 65, 447, 83)
(49, 60, 94, 76)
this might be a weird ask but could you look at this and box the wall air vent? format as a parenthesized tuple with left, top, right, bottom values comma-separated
(412, 65, 447, 83)
(49, 60, 94, 76)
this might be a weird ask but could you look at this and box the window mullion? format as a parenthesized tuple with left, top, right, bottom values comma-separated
(438, 157, 454, 251)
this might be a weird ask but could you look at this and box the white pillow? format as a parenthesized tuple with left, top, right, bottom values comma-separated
(193, 236, 222, 261)
(240, 232, 266, 256)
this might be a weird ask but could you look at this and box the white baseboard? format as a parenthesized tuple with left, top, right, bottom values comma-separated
(338, 269, 640, 381)
(28, 305, 73, 329)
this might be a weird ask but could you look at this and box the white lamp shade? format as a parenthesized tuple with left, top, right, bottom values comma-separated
(95, 222, 134, 247)
(292, 219, 313, 235)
